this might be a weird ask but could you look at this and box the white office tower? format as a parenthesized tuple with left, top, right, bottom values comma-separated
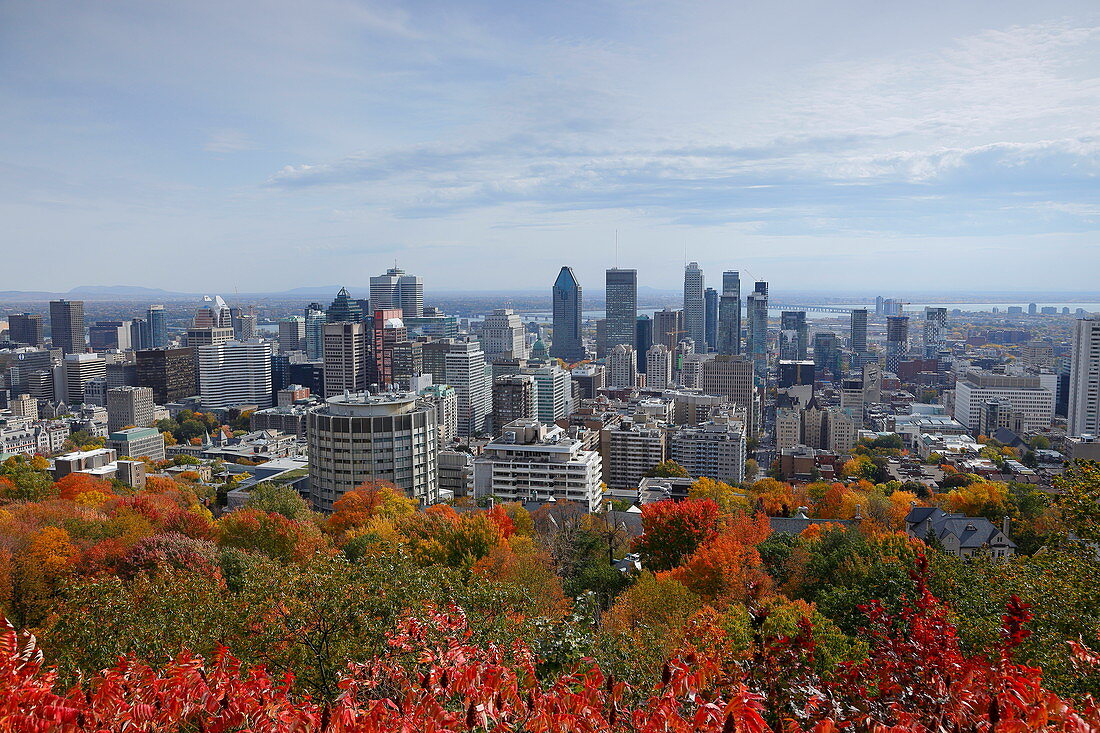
(308, 391, 438, 511)
(197, 340, 273, 409)
(683, 262, 706, 350)
(370, 266, 424, 318)
(64, 353, 107, 404)
(1068, 318, 1100, 437)
(607, 343, 638, 388)
(472, 419, 604, 511)
(481, 309, 527, 361)
(923, 308, 947, 359)
(646, 344, 673, 389)
(422, 339, 491, 437)
(952, 369, 1054, 434)
(323, 322, 369, 398)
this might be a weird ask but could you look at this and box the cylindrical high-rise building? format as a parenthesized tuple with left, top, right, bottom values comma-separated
(307, 391, 438, 511)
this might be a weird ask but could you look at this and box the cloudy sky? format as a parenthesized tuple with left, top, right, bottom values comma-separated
(2, 0, 1098, 293)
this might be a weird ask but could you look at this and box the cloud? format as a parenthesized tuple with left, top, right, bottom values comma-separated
(203, 129, 256, 153)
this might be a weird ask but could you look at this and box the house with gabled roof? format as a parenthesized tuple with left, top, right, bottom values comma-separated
(905, 506, 1016, 559)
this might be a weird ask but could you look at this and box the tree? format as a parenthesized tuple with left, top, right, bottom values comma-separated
(327, 480, 416, 535)
(634, 499, 723, 572)
(644, 460, 691, 478)
(743, 458, 759, 482)
(0, 456, 54, 503)
(245, 482, 312, 520)
(218, 508, 329, 563)
(688, 477, 750, 513)
(1052, 460, 1100, 544)
(12, 526, 78, 626)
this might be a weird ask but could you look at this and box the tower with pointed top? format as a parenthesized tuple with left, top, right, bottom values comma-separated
(551, 266, 584, 362)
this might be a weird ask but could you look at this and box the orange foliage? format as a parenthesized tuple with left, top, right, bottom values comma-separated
(327, 480, 417, 535)
(487, 505, 515, 539)
(669, 534, 769, 607)
(55, 473, 116, 503)
(471, 537, 568, 617)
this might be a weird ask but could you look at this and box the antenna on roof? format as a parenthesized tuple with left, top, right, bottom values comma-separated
(614, 229, 619, 267)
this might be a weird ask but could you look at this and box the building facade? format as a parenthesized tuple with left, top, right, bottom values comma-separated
(307, 391, 438, 511)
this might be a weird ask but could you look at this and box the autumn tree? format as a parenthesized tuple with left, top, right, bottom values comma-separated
(634, 499, 723, 572)
(688, 477, 750, 513)
(326, 480, 416, 535)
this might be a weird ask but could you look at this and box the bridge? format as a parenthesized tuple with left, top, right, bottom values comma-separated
(768, 304, 857, 314)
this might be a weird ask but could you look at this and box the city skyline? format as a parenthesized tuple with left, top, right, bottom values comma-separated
(2, 1, 1100, 292)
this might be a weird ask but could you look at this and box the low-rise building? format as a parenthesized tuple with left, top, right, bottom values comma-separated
(905, 507, 1016, 559)
(106, 427, 166, 462)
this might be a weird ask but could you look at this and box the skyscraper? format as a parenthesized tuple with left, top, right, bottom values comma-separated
(646, 344, 673, 389)
(372, 309, 406, 387)
(492, 374, 537, 430)
(813, 332, 840, 374)
(607, 343, 638, 388)
(717, 271, 741, 355)
(326, 287, 364, 323)
(8, 313, 43, 347)
(107, 386, 154, 433)
(551, 266, 584, 362)
(746, 282, 768, 376)
(923, 307, 947, 359)
(323, 321, 369, 397)
(779, 311, 808, 361)
(50, 299, 86, 354)
(886, 316, 910, 374)
(369, 267, 424, 318)
(700, 355, 758, 436)
(278, 316, 306, 353)
(653, 308, 683, 351)
(683, 262, 705, 350)
(1068, 318, 1100, 437)
(704, 287, 718, 352)
(604, 268, 637, 352)
(850, 308, 868, 354)
(481, 309, 527, 361)
(197, 340, 273, 409)
(304, 303, 326, 360)
(635, 315, 652, 374)
(422, 338, 491, 437)
(136, 348, 196, 404)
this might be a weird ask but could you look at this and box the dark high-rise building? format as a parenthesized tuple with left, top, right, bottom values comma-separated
(813, 332, 840, 375)
(653, 308, 683, 351)
(49, 299, 85, 354)
(704, 287, 718, 352)
(683, 262, 705, 350)
(288, 361, 325, 395)
(886, 316, 910, 373)
(8, 313, 43, 347)
(717, 271, 741, 355)
(551, 266, 584, 362)
(850, 308, 868, 353)
(779, 311, 808, 361)
(635, 315, 652, 374)
(136, 348, 197, 404)
(604, 268, 637, 352)
(130, 319, 148, 351)
(326, 287, 364, 323)
(147, 305, 169, 349)
(746, 282, 768, 375)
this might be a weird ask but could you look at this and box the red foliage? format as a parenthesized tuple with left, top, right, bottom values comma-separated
(487, 504, 516, 539)
(1, 558, 1098, 731)
(634, 499, 723, 572)
(55, 473, 115, 502)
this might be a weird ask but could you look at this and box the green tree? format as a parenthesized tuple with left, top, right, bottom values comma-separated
(1052, 461, 1100, 544)
(643, 460, 691, 478)
(245, 482, 312, 520)
(0, 455, 54, 502)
